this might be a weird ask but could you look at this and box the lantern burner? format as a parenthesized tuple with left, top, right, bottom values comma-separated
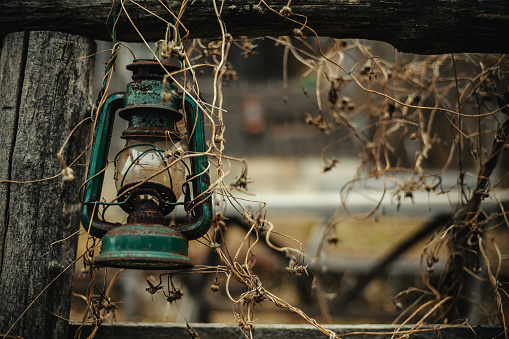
(116, 182, 177, 216)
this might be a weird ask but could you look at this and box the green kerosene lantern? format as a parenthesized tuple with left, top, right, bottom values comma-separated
(81, 59, 211, 269)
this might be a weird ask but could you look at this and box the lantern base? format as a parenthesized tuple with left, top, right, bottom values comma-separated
(95, 224, 193, 270)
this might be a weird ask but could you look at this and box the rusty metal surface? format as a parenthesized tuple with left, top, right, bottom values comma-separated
(95, 224, 193, 270)
(126, 59, 180, 81)
(120, 125, 183, 139)
(120, 59, 183, 139)
(117, 182, 177, 216)
(94, 255, 193, 270)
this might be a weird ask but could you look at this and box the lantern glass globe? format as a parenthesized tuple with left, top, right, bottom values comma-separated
(114, 139, 186, 200)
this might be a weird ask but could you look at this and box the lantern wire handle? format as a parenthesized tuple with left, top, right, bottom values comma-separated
(171, 96, 213, 240)
(82, 93, 125, 238)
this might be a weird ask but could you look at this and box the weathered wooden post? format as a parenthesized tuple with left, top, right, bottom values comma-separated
(0, 31, 95, 338)
(2, 1, 509, 54)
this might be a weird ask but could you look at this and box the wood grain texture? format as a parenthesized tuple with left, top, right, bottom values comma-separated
(0, 31, 95, 339)
(1, 0, 508, 54)
(0, 32, 28, 275)
(68, 322, 506, 339)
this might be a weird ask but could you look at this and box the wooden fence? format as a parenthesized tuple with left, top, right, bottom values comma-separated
(1, 1, 509, 338)
(69, 322, 506, 339)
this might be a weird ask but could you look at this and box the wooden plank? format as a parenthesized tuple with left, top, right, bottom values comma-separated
(1, 0, 509, 54)
(68, 322, 505, 339)
(0, 31, 95, 339)
(0, 32, 28, 275)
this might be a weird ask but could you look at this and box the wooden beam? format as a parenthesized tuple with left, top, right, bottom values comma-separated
(1, 0, 508, 54)
(0, 31, 95, 339)
(68, 322, 505, 339)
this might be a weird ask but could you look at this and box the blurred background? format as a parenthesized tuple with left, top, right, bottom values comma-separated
(71, 38, 509, 325)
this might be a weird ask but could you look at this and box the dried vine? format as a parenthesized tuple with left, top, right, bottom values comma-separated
(2, 1, 509, 339)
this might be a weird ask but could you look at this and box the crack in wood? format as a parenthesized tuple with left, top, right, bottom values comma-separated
(0, 31, 29, 275)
